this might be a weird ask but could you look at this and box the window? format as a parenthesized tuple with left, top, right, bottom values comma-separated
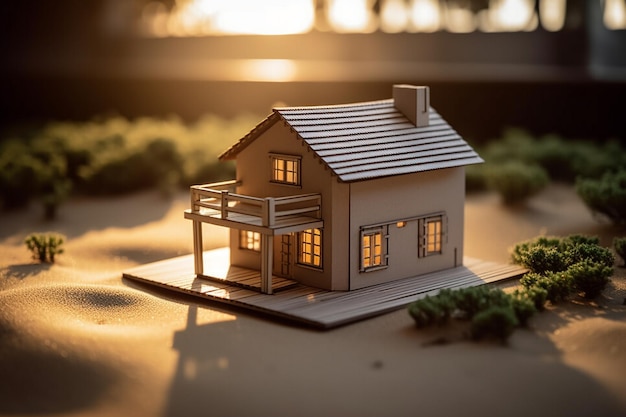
(270, 154, 301, 185)
(240, 230, 261, 251)
(419, 215, 444, 257)
(361, 226, 387, 271)
(298, 228, 322, 268)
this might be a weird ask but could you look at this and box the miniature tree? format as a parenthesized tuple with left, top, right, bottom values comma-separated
(25, 233, 65, 263)
(576, 169, 626, 224)
(485, 162, 549, 205)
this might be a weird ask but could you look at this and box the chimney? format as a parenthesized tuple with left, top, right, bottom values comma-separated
(393, 85, 430, 127)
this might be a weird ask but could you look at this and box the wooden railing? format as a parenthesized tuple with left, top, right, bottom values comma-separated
(190, 180, 321, 227)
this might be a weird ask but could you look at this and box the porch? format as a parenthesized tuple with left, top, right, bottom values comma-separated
(183, 180, 323, 294)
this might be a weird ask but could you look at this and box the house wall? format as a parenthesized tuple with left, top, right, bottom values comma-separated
(228, 121, 350, 291)
(348, 167, 465, 290)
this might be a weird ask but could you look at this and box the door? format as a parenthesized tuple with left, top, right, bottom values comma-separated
(274, 234, 293, 278)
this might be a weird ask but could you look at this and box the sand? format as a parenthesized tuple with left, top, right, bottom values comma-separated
(1, 184, 625, 417)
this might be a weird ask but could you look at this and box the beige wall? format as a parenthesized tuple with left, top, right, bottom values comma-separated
(229, 121, 350, 290)
(348, 167, 465, 290)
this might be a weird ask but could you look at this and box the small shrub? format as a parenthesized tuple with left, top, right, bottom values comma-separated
(567, 260, 613, 299)
(25, 233, 65, 263)
(521, 286, 548, 311)
(451, 286, 510, 319)
(510, 290, 538, 326)
(576, 169, 626, 225)
(613, 237, 626, 267)
(520, 271, 572, 303)
(470, 306, 519, 342)
(484, 161, 549, 205)
(407, 292, 456, 328)
(565, 242, 615, 269)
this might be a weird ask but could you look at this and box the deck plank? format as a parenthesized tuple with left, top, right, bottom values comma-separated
(123, 248, 526, 329)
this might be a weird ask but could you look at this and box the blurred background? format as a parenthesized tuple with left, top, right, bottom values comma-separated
(1, 0, 625, 141)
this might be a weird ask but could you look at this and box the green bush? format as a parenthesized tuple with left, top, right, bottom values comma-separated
(408, 286, 535, 342)
(614, 237, 626, 267)
(25, 233, 65, 263)
(567, 260, 613, 299)
(407, 294, 454, 328)
(521, 286, 548, 311)
(450, 286, 510, 319)
(510, 290, 538, 326)
(470, 306, 519, 342)
(520, 271, 572, 303)
(565, 242, 615, 269)
(485, 161, 549, 205)
(576, 169, 626, 225)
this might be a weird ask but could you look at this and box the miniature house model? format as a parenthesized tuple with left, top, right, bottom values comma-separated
(185, 85, 483, 294)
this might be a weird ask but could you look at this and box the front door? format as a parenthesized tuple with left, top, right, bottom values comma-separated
(274, 234, 293, 278)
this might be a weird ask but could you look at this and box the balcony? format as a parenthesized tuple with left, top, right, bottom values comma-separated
(184, 180, 323, 234)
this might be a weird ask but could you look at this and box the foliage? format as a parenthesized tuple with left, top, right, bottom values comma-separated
(567, 260, 613, 299)
(0, 113, 259, 215)
(509, 290, 538, 326)
(614, 237, 626, 267)
(470, 306, 519, 342)
(25, 233, 65, 263)
(484, 161, 549, 205)
(576, 169, 626, 225)
(408, 285, 537, 342)
(514, 234, 615, 301)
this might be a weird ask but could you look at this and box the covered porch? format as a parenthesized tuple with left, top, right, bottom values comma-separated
(184, 180, 323, 294)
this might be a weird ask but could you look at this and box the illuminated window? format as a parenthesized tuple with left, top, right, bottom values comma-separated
(298, 228, 322, 268)
(419, 215, 444, 257)
(271, 154, 301, 185)
(240, 230, 261, 251)
(361, 226, 387, 271)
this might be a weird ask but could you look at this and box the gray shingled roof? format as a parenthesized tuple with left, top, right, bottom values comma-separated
(220, 98, 483, 182)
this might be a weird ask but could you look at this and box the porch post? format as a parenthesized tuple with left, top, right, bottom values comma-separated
(192, 220, 203, 275)
(260, 233, 273, 294)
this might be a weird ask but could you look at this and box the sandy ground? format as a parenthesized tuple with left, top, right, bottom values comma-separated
(1, 184, 625, 417)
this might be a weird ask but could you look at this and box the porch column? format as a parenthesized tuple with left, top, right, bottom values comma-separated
(192, 220, 203, 275)
(260, 233, 273, 294)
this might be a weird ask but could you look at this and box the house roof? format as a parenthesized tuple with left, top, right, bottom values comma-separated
(219, 98, 483, 182)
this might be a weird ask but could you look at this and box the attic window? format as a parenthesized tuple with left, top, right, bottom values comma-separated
(270, 154, 301, 186)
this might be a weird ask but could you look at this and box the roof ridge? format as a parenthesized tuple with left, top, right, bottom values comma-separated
(274, 98, 393, 112)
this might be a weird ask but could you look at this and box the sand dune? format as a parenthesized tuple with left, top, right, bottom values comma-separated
(1, 185, 625, 417)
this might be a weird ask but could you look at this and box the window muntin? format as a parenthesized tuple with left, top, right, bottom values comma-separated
(419, 215, 444, 257)
(298, 228, 322, 268)
(361, 226, 387, 271)
(271, 154, 301, 185)
(239, 230, 261, 251)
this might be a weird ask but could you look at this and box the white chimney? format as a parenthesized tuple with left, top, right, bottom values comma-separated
(393, 85, 430, 127)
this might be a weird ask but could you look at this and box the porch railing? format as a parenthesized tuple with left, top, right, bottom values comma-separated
(190, 180, 321, 227)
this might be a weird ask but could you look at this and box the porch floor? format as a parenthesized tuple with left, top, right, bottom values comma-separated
(123, 248, 527, 329)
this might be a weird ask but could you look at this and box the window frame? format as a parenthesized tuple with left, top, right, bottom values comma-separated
(360, 226, 388, 272)
(297, 228, 323, 269)
(418, 214, 446, 257)
(269, 153, 301, 186)
(239, 230, 261, 252)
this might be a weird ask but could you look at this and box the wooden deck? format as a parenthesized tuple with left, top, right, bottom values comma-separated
(123, 248, 527, 329)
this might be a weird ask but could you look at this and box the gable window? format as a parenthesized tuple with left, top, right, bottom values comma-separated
(360, 226, 388, 271)
(419, 214, 445, 257)
(298, 228, 322, 268)
(240, 230, 261, 251)
(270, 154, 301, 186)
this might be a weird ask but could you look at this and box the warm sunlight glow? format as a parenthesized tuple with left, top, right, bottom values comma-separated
(480, 0, 536, 32)
(212, 0, 315, 35)
(238, 59, 297, 82)
(539, 0, 566, 31)
(444, 4, 477, 33)
(409, 0, 441, 32)
(604, 0, 626, 29)
(380, 0, 409, 33)
(327, 0, 378, 32)
(142, 0, 315, 36)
